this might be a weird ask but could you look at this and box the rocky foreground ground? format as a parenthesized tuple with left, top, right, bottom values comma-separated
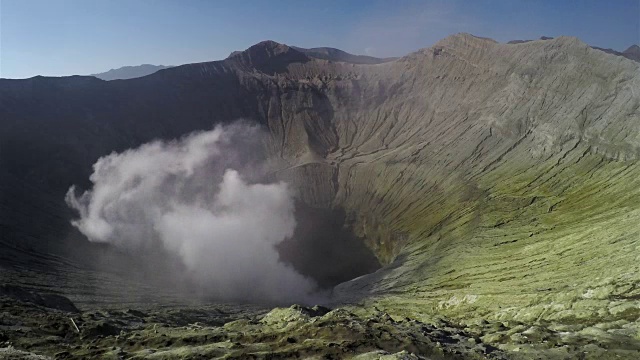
(1, 287, 639, 359)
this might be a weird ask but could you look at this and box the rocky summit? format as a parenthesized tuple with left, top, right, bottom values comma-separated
(1, 33, 640, 358)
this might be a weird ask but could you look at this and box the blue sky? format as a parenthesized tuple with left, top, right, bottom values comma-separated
(0, 0, 638, 78)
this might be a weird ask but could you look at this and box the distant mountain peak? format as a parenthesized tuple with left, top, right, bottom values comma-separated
(91, 64, 172, 81)
(226, 41, 310, 73)
(254, 40, 289, 49)
(621, 45, 640, 62)
(589, 44, 640, 63)
(228, 40, 299, 59)
(624, 44, 640, 57)
(227, 42, 395, 66)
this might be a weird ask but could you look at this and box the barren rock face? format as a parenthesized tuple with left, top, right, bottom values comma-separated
(1, 33, 640, 327)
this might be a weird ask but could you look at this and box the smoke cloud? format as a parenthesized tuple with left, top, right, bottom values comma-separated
(65, 122, 317, 303)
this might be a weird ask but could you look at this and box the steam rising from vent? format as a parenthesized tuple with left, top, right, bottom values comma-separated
(65, 122, 317, 303)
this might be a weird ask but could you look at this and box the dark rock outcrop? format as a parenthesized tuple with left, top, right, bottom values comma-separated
(0, 285, 79, 313)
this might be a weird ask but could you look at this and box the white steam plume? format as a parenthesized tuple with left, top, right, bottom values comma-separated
(65, 122, 317, 303)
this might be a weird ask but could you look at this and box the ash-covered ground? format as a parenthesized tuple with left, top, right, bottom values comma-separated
(0, 284, 508, 360)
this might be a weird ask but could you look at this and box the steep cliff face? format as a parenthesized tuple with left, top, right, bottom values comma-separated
(2, 34, 640, 326)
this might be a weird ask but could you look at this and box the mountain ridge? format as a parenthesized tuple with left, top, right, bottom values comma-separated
(228, 43, 395, 65)
(291, 46, 397, 64)
(507, 35, 639, 62)
(90, 64, 172, 80)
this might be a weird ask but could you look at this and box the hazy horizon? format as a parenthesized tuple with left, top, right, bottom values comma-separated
(0, 0, 638, 79)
